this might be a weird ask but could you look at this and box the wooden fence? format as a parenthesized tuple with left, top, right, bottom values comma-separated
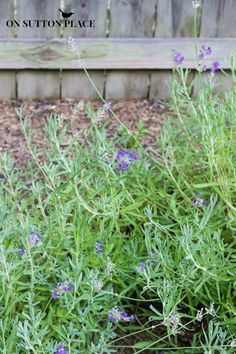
(0, 0, 236, 100)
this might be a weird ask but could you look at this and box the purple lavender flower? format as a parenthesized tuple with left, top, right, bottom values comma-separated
(55, 345, 68, 354)
(108, 306, 134, 323)
(19, 248, 26, 256)
(95, 240, 104, 254)
(108, 306, 123, 322)
(173, 52, 184, 65)
(191, 193, 206, 207)
(139, 262, 146, 272)
(19, 230, 42, 255)
(115, 149, 138, 171)
(201, 64, 207, 72)
(126, 151, 138, 160)
(210, 61, 220, 76)
(122, 312, 135, 322)
(116, 161, 129, 171)
(29, 230, 42, 248)
(212, 61, 220, 69)
(115, 148, 126, 161)
(199, 45, 212, 60)
(52, 279, 74, 299)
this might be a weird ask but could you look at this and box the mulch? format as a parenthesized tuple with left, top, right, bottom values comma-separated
(0, 98, 168, 171)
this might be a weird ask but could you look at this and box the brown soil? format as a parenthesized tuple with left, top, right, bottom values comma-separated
(0, 98, 168, 171)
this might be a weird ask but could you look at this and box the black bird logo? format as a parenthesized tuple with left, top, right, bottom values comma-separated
(59, 8, 74, 18)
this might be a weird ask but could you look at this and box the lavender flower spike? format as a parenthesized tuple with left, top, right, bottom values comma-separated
(52, 279, 74, 299)
(191, 192, 206, 207)
(108, 306, 134, 323)
(95, 240, 104, 254)
(55, 345, 68, 354)
(210, 61, 220, 76)
(19, 248, 26, 256)
(199, 45, 212, 60)
(115, 149, 138, 171)
(29, 230, 42, 248)
(139, 262, 146, 273)
(173, 52, 184, 65)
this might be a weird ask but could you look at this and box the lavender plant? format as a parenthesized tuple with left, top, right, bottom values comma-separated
(0, 2, 236, 353)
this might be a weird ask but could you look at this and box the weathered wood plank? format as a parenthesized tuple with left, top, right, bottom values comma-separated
(155, 0, 172, 37)
(212, 71, 233, 94)
(0, 38, 235, 69)
(218, 0, 236, 37)
(62, 0, 107, 37)
(107, 0, 156, 99)
(17, 0, 60, 99)
(200, 0, 221, 37)
(106, 71, 149, 99)
(62, 70, 104, 99)
(17, 0, 61, 38)
(149, 70, 172, 100)
(62, 0, 106, 100)
(150, 69, 194, 100)
(0, 0, 15, 39)
(193, 71, 233, 96)
(172, 0, 201, 37)
(0, 70, 15, 99)
(109, 0, 156, 37)
(0, 0, 16, 99)
(17, 70, 60, 99)
(197, 1, 236, 96)
(152, 0, 173, 99)
(201, 0, 236, 37)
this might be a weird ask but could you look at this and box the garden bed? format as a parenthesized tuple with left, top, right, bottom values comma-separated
(1, 83, 236, 353)
(0, 98, 167, 171)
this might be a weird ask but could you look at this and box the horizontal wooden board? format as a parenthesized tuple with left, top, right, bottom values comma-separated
(0, 70, 15, 99)
(18, 70, 60, 99)
(0, 38, 235, 69)
(106, 70, 149, 99)
(62, 70, 104, 99)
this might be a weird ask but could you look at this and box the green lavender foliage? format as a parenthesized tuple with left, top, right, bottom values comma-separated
(0, 71, 236, 353)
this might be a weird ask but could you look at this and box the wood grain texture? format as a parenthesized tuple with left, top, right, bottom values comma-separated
(201, 0, 236, 37)
(0, 0, 16, 98)
(0, 38, 234, 69)
(149, 70, 172, 100)
(62, 0, 107, 37)
(62, 0, 106, 99)
(212, 71, 233, 94)
(109, 0, 156, 37)
(172, 0, 200, 37)
(218, 0, 236, 37)
(152, 0, 173, 99)
(155, 0, 172, 37)
(0, 0, 15, 39)
(17, 0, 60, 99)
(62, 70, 104, 99)
(107, 0, 156, 98)
(0, 70, 15, 99)
(200, 0, 221, 37)
(106, 70, 149, 99)
(193, 70, 233, 96)
(18, 70, 60, 99)
(17, 0, 61, 38)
